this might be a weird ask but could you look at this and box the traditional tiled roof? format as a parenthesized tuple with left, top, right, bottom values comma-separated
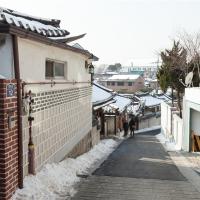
(92, 82, 114, 106)
(0, 7, 69, 37)
(140, 95, 163, 107)
(0, 7, 99, 60)
(112, 95, 132, 112)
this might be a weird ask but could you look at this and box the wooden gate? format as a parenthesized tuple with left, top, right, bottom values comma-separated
(105, 115, 116, 136)
(191, 130, 200, 152)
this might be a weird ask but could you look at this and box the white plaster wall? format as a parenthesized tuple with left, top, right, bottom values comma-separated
(191, 109, 200, 135)
(161, 101, 178, 140)
(172, 114, 183, 150)
(139, 116, 160, 129)
(161, 102, 168, 137)
(17, 37, 93, 175)
(0, 34, 14, 78)
(183, 89, 200, 151)
(185, 88, 200, 105)
(18, 37, 91, 91)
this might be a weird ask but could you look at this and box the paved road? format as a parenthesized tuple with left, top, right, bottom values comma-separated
(71, 129, 200, 200)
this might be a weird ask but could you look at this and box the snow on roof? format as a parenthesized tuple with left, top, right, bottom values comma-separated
(140, 95, 163, 107)
(48, 36, 68, 40)
(94, 81, 113, 92)
(92, 84, 113, 105)
(105, 71, 119, 75)
(0, 74, 6, 79)
(156, 94, 171, 101)
(108, 74, 140, 80)
(127, 104, 140, 115)
(72, 43, 85, 50)
(145, 78, 153, 82)
(0, 7, 69, 37)
(112, 95, 132, 112)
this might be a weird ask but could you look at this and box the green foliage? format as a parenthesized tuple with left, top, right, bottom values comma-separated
(157, 41, 187, 117)
(157, 41, 187, 93)
(156, 65, 171, 92)
(107, 63, 122, 72)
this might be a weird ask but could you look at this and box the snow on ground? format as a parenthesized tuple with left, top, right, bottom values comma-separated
(156, 133, 181, 151)
(12, 139, 119, 200)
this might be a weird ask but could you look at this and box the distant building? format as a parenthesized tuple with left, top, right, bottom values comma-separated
(120, 58, 160, 78)
(100, 74, 144, 93)
(145, 78, 158, 90)
(94, 71, 118, 80)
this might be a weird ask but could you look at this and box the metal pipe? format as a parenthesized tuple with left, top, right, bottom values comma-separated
(27, 91, 35, 175)
(12, 35, 23, 188)
(23, 80, 90, 86)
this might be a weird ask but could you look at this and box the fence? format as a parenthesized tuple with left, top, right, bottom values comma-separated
(161, 101, 183, 150)
(139, 112, 161, 129)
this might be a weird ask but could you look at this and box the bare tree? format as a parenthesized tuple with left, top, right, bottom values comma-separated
(178, 31, 200, 87)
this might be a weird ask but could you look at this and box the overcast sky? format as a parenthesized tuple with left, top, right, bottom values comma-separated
(1, 0, 200, 65)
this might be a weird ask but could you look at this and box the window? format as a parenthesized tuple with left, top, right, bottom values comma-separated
(45, 60, 65, 79)
(107, 81, 110, 86)
(117, 82, 124, 86)
(128, 82, 132, 86)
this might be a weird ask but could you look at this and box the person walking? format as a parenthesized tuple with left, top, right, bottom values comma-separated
(129, 116, 136, 137)
(123, 116, 129, 137)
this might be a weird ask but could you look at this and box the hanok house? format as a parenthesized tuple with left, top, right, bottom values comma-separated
(104, 74, 144, 93)
(92, 82, 115, 137)
(136, 93, 163, 129)
(103, 94, 133, 135)
(0, 7, 98, 199)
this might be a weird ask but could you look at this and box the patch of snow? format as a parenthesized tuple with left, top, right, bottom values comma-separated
(140, 95, 163, 107)
(12, 139, 118, 200)
(156, 133, 181, 151)
(108, 74, 140, 80)
(1, 12, 67, 37)
(0, 74, 6, 79)
(92, 84, 113, 104)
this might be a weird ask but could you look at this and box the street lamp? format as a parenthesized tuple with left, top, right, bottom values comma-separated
(88, 64, 94, 83)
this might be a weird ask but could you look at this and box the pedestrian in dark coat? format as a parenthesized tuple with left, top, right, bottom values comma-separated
(129, 117, 136, 137)
(123, 119, 129, 137)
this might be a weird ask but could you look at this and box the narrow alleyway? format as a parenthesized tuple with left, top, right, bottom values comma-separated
(71, 129, 200, 200)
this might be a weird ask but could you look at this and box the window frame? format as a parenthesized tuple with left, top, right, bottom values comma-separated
(128, 82, 132, 86)
(45, 59, 66, 80)
(111, 81, 115, 86)
(117, 82, 124, 86)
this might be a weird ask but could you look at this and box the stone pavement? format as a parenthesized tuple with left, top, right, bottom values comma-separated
(71, 129, 200, 200)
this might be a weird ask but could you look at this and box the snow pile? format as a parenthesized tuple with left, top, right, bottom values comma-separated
(156, 133, 180, 151)
(12, 139, 118, 200)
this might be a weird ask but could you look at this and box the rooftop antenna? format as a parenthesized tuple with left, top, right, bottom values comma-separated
(185, 71, 194, 87)
(179, 65, 195, 88)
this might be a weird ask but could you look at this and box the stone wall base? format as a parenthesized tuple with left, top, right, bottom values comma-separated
(68, 126, 100, 158)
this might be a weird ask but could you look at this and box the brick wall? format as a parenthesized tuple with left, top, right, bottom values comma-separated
(0, 79, 19, 200)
